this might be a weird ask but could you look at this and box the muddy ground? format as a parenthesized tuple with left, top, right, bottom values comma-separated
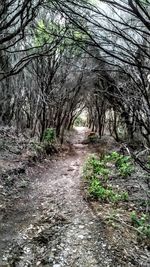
(0, 127, 149, 266)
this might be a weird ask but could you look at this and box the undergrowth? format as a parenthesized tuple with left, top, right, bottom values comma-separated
(30, 128, 57, 159)
(88, 178, 128, 202)
(83, 151, 150, 241)
(104, 151, 134, 177)
(131, 211, 150, 239)
(42, 128, 56, 143)
(83, 152, 131, 203)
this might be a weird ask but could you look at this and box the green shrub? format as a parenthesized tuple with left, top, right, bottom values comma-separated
(115, 155, 134, 177)
(85, 152, 134, 179)
(88, 177, 128, 203)
(105, 151, 120, 161)
(84, 154, 129, 203)
(103, 151, 134, 177)
(83, 155, 109, 180)
(42, 128, 55, 143)
(121, 191, 129, 201)
(131, 211, 150, 238)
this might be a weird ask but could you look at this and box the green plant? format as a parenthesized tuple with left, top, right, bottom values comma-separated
(105, 152, 134, 177)
(88, 177, 109, 200)
(84, 153, 129, 203)
(116, 156, 134, 177)
(131, 211, 150, 238)
(84, 155, 109, 180)
(105, 151, 120, 161)
(103, 151, 134, 177)
(88, 177, 128, 203)
(121, 191, 129, 201)
(42, 128, 55, 143)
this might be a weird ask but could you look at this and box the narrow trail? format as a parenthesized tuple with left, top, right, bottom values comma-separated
(0, 127, 119, 266)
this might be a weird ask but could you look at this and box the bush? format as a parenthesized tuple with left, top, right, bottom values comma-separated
(115, 155, 134, 177)
(131, 211, 150, 239)
(83, 154, 129, 203)
(84, 152, 134, 179)
(42, 128, 55, 143)
(88, 177, 128, 203)
(104, 151, 134, 177)
(84, 154, 105, 179)
(83, 155, 109, 181)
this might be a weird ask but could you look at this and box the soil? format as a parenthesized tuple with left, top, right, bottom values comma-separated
(0, 127, 149, 266)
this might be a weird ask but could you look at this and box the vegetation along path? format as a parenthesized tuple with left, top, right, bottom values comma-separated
(1, 1, 150, 266)
(0, 127, 122, 266)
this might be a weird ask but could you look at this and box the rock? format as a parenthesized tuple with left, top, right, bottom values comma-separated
(78, 235, 84, 239)
(48, 257, 53, 263)
(79, 225, 84, 229)
(0, 204, 6, 211)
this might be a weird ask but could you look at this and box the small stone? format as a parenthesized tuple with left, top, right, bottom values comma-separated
(78, 235, 84, 239)
(79, 225, 84, 229)
(51, 248, 57, 252)
(49, 257, 53, 263)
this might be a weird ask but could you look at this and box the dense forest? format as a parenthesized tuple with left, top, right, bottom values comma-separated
(0, 1, 150, 266)
(0, 0, 150, 145)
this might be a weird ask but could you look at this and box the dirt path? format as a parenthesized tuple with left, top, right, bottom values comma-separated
(1, 128, 121, 266)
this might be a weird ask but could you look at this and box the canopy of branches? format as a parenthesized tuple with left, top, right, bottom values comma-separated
(0, 0, 150, 147)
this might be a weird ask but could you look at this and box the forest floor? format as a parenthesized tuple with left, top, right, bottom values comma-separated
(0, 127, 149, 267)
